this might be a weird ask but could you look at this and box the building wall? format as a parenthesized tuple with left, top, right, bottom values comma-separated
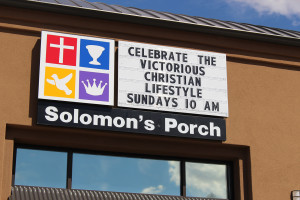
(0, 4, 299, 200)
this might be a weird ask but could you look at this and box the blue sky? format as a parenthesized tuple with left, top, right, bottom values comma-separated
(88, 0, 300, 32)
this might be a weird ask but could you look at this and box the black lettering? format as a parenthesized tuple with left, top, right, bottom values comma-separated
(128, 47, 134, 56)
(156, 97, 163, 106)
(140, 59, 147, 69)
(166, 62, 173, 71)
(195, 77, 201, 87)
(145, 83, 151, 93)
(174, 63, 180, 73)
(185, 65, 191, 74)
(161, 51, 167, 60)
(169, 86, 175, 95)
(188, 77, 194, 86)
(134, 94, 141, 103)
(190, 88, 196, 97)
(135, 48, 141, 57)
(172, 98, 178, 107)
(148, 49, 154, 58)
(151, 72, 158, 82)
(176, 52, 181, 61)
(211, 57, 216, 66)
(164, 97, 170, 106)
(156, 84, 162, 93)
(158, 73, 165, 83)
(182, 87, 189, 96)
(198, 55, 203, 64)
(162, 85, 168, 94)
(170, 75, 176, 84)
(169, 52, 175, 61)
(159, 62, 165, 70)
(205, 56, 210, 65)
(175, 86, 181, 95)
(183, 53, 188, 62)
(141, 48, 147, 58)
(154, 50, 160, 59)
(152, 61, 158, 70)
(197, 89, 202, 98)
(127, 93, 133, 103)
(199, 66, 205, 75)
(212, 102, 219, 111)
(176, 75, 182, 84)
(192, 66, 198, 75)
(149, 95, 155, 104)
(144, 72, 150, 81)
(141, 94, 148, 104)
(204, 101, 210, 110)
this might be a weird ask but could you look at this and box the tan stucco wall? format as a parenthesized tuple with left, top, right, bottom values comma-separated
(0, 30, 38, 199)
(227, 60, 300, 199)
(0, 5, 299, 200)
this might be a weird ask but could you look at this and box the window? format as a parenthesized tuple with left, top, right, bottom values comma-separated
(186, 162, 228, 199)
(14, 148, 67, 188)
(13, 146, 232, 199)
(72, 153, 180, 195)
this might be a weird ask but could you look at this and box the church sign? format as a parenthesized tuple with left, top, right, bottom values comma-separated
(118, 41, 228, 117)
(37, 32, 227, 141)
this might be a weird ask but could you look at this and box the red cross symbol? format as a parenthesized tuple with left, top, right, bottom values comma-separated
(46, 34, 77, 66)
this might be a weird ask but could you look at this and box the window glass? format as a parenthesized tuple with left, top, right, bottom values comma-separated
(14, 148, 67, 188)
(186, 162, 227, 199)
(72, 153, 180, 195)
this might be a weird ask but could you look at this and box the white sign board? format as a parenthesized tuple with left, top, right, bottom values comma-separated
(118, 41, 228, 117)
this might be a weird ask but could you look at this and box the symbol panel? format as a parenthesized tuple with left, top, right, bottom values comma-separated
(38, 31, 115, 105)
(80, 39, 110, 70)
(46, 35, 77, 66)
(79, 71, 109, 102)
(44, 67, 76, 99)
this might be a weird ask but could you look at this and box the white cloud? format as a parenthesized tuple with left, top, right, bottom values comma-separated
(185, 163, 227, 198)
(168, 161, 180, 186)
(226, 0, 300, 18)
(168, 161, 227, 198)
(141, 185, 164, 194)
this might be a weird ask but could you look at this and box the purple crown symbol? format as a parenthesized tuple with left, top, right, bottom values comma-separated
(81, 78, 107, 96)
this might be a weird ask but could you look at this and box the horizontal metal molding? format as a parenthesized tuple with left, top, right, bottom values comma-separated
(10, 186, 228, 200)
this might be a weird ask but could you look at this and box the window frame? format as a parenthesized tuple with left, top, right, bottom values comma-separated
(12, 143, 234, 199)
